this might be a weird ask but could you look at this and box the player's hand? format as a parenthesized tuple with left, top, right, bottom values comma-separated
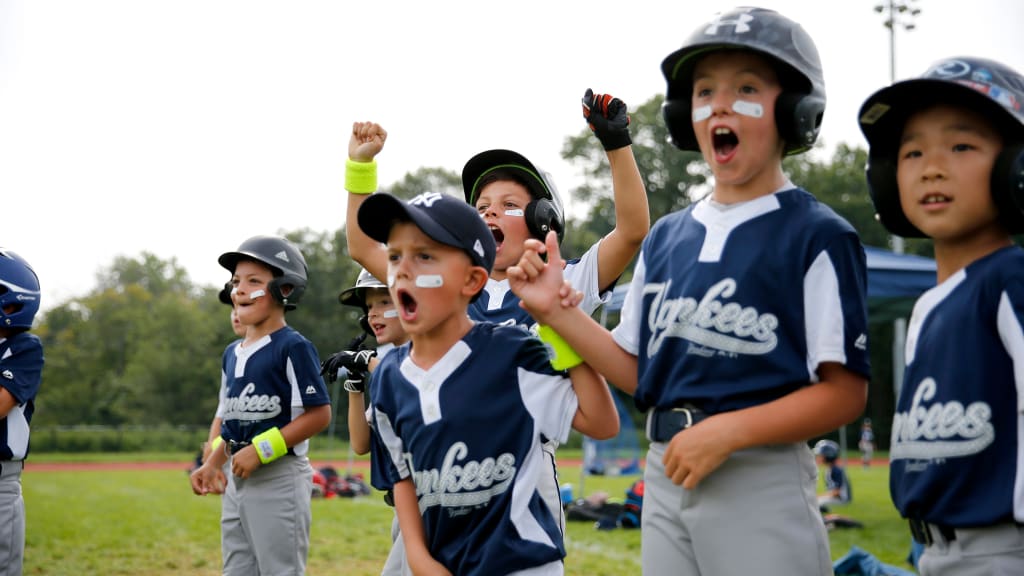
(582, 88, 631, 151)
(662, 413, 738, 489)
(349, 121, 387, 162)
(508, 231, 568, 323)
(190, 462, 226, 495)
(231, 446, 261, 479)
(320, 349, 377, 383)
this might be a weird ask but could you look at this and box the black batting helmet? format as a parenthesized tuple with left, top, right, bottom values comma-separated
(813, 439, 840, 463)
(660, 6, 826, 155)
(859, 56, 1024, 238)
(218, 235, 308, 311)
(462, 149, 566, 244)
(338, 268, 387, 310)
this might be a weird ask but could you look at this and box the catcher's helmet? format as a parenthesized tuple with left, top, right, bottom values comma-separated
(859, 56, 1024, 237)
(338, 268, 387, 310)
(813, 439, 840, 463)
(462, 149, 566, 244)
(0, 249, 41, 330)
(218, 235, 308, 311)
(661, 6, 826, 155)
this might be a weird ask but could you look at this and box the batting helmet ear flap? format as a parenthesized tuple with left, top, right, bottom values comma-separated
(268, 279, 305, 312)
(525, 198, 564, 244)
(991, 144, 1024, 233)
(662, 98, 698, 151)
(865, 154, 927, 238)
(358, 315, 372, 336)
(776, 93, 826, 155)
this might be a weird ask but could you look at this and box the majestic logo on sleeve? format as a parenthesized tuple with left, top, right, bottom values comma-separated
(645, 279, 779, 357)
(409, 441, 516, 516)
(890, 377, 994, 461)
(221, 382, 283, 421)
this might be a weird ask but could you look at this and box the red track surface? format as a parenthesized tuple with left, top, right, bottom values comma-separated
(23, 457, 887, 473)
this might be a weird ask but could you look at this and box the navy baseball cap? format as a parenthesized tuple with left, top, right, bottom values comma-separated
(358, 192, 496, 273)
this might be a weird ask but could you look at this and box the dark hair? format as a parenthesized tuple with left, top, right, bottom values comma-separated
(474, 169, 546, 204)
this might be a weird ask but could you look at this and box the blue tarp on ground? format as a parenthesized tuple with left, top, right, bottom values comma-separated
(604, 245, 937, 325)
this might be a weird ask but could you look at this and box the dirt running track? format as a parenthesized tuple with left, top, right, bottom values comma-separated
(23, 457, 887, 473)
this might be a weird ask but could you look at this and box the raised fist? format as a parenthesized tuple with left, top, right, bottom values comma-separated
(582, 88, 631, 151)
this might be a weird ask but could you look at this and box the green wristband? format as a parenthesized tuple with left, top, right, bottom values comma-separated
(210, 436, 224, 454)
(253, 427, 288, 464)
(345, 159, 377, 194)
(537, 324, 584, 371)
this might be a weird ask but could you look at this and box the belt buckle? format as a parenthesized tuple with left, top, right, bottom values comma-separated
(909, 519, 933, 546)
(671, 407, 695, 429)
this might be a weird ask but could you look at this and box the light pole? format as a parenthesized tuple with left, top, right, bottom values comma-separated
(874, 0, 922, 408)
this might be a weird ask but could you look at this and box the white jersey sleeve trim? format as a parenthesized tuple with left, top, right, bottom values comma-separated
(517, 367, 577, 445)
(803, 250, 845, 379)
(996, 291, 1024, 522)
(563, 238, 608, 315)
(373, 410, 410, 479)
(611, 255, 645, 356)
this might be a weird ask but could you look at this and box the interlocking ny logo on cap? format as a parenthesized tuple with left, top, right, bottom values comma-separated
(410, 192, 443, 207)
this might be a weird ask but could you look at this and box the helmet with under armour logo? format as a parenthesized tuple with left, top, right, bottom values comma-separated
(661, 6, 826, 155)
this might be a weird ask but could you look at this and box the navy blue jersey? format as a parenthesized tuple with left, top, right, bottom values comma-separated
(471, 243, 607, 329)
(219, 326, 330, 456)
(370, 323, 578, 575)
(825, 465, 851, 503)
(0, 332, 43, 461)
(890, 246, 1024, 527)
(612, 187, 870, 413)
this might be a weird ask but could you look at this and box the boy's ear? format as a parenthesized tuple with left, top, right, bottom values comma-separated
(462, 266, 489, 300)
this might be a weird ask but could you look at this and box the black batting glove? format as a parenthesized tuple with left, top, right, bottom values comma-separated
(319, 333, 370, 382)
(320, 348, 377, 385)
(582, 88, 631, 151)
(343, 373, 366, 394)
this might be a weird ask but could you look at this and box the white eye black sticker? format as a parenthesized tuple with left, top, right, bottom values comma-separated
(732, 100, 763, 118)
(415, 275, 444, 288)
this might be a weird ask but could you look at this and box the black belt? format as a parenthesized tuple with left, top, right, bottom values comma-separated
(647, 405, 708, 442)
(909, 518, 956, 546)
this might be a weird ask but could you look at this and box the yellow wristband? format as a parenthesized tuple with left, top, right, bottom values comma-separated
(345, 159, 378, 194)
(253, 427, 288, 464)
(537, 325, 584, 371)
(210, 436, 224, 454)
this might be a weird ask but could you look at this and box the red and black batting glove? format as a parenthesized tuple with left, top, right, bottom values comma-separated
(582, 88, 631, 151)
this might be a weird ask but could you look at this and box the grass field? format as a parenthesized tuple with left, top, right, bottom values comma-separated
(21, 451, 916, 575)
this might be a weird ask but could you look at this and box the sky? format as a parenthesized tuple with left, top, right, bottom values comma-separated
(1, 0, 1021, 312)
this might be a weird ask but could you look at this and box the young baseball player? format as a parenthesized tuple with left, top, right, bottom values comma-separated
(0, 249, 43, 576)
(357, 190, 618, 575)
(190, 235, 332, 576)
(198, 283, 248, 472)
(344, 89, 649, 532)
(813, 439, 851, 509)
(507, 6, 871, 574)
(321, 267, 411, 576)
(858, 56, 1024, 575)
(857, 418, 875, 469)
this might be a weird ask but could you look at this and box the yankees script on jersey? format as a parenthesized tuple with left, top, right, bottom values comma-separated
(891, 246, 1024, 527)
(218, 326, 330, 451)
(472, 241, 607, 329)
(612, 186, 871, 413)
(0, 332, 43, 461)
(370, 322, 578, 575)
